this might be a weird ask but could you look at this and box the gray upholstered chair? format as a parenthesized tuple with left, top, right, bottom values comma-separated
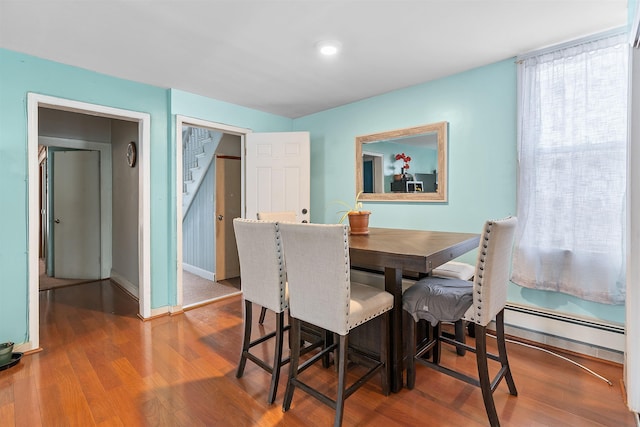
(403, 217, 518, 427)
(432, 260, 476, 354)
(233, 218, 290, 404)
(256, 211, 297, 325)
(279, 223, 393, 427)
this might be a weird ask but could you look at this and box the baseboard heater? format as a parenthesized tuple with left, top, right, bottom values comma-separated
(503, 302, 624, 358)
(350, 268, 625, 360)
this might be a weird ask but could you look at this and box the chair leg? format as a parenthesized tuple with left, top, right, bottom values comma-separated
(334, 334, 348, 427)
(322, 329, 333, 369)
(454, 320, 466, 356)
(236, 300, 252, 378)
(495, 310, 518, 396)
(282, 318, 301, 412)
(405, 312, 417, 390)
(475, 323, 500, 427)
(432, 322, 442, 364)
(380, 311, 390, 396)
(259, 306, 267, 325)
(267, 311, 285, 404)
(467, 320, 476, 338)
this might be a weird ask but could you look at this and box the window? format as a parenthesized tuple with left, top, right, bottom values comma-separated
(512, 33, 628, 304)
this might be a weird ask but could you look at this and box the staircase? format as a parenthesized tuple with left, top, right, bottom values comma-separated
(182, 127, 222, 218)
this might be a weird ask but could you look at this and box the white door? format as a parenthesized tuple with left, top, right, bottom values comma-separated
(52, 150, 101, 279)
(245, 132, 310, 222)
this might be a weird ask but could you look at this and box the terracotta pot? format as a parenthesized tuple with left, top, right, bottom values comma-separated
(393, 174, 403, 181)
(348, 211, 371, 235)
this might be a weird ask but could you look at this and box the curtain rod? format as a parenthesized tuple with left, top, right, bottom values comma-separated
(516, 26, 626, 63)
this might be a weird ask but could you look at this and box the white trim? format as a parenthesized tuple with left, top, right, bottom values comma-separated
(182, 263, 215, 281)
(174, 115, 251, 311)
(110, 270, 138, 300)
(27, 93, 152, 352)
(627, 44, 640, 414)
(362, 150, 385, 193)
(39, 137, 113, 279)
(27, 97, 41, 351)
(504, 303, 624, 362)
(149, 306, 172, 318)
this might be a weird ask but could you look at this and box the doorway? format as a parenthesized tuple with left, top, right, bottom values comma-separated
(176, 116, 247, 309)
(26, 94, 152, 352)
(38, 138, 110, 290)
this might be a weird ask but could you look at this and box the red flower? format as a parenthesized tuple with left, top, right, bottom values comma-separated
(395, 153, 411, 170)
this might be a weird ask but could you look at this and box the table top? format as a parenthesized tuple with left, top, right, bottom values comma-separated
(349, 227, 480, 273)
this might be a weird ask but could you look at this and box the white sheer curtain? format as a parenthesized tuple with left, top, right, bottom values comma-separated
(513, 34, 628, 304)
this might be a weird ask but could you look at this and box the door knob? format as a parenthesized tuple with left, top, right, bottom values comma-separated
(217, 215, 223, 221)
(54, 218, 61, 224)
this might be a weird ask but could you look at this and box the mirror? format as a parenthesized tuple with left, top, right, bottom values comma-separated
(355, 121, 448, 202)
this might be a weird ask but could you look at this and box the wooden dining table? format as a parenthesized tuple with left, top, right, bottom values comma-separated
(348, 227, 480, 392)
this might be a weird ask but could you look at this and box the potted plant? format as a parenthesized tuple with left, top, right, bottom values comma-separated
(395, 152, 412, 180)
(335, 191, 371, 234)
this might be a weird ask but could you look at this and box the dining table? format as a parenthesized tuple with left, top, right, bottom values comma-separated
(348, 227, 480, 393)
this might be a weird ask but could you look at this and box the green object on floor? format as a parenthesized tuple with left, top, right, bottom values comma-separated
(0, 342, 14, 365)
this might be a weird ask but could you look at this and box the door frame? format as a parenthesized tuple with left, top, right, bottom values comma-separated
(40, 137, 113, 279)
(175, 115, 250, 309)
(363, 150, 384, 193)
(27, 93, 152, 351)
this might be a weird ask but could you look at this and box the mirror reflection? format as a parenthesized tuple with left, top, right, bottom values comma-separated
(355, 122, 448, 202)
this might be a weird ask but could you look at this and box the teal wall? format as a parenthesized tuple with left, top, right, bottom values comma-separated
(292, 58, 625, 325)
(0, 47, 624, 347)
(0, 49, 293, 344)
(0, 48, 168, 345)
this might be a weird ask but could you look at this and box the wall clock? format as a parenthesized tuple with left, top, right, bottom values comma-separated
(126, 141, 137, 167)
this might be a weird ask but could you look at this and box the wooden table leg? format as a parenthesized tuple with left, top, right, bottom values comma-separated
(385, 267, 403, 392)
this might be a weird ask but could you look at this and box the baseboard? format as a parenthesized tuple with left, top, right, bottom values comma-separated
(504, 303, 624, 363)
(183, 263, 215, 281)
(14, 341, 38, 353)
(110, 270, 139, 299)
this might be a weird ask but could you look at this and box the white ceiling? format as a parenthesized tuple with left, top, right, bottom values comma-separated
(0, 0, 628, 118)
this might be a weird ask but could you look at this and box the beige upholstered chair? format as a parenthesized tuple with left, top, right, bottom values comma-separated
(256, 211, 297, 325)
(403, 217, 518, 427)
(279, 223, 394, 427)
(257, 211, 297, 222)
(233, 218, 290, 404)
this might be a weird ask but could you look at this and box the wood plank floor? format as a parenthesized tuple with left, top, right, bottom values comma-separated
(0, 279, 634, 426)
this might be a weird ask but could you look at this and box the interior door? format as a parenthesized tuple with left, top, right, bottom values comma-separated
(245, 132, 310, 222)
(215, 155, 241, 280)
(52, 150, 101, 279)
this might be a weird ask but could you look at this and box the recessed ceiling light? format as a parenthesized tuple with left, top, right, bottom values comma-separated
(317, 40, 342, 56)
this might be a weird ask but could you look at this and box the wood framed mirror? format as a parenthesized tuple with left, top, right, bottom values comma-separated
(355, 121, 448, 202)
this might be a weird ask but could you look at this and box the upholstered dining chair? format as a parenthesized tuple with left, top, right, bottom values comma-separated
(256, 211, 297, 325)
(232, 218, 291, 405)
(431, 260, 476, 355)
(403, 217, 518, 427)
(279, 222, 393, 427)
(257, 211, 297, 222)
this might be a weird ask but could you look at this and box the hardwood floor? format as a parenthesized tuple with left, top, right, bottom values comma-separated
(0, 280, 634, 426)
